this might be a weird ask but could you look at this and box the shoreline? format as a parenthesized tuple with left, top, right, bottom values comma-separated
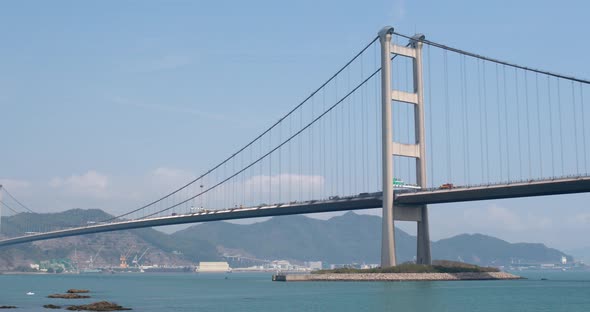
(272, 271, 522, 282)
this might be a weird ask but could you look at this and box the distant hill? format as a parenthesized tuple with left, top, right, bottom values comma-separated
(0, 209, 573, 270)
(173, 211, 572, 265)
(173, 212, 416, 264)
(0, 209, 217, 270)
(432, 233, 572, 265)
(565, 247, 590, 264)
(1, 209, 113, 237)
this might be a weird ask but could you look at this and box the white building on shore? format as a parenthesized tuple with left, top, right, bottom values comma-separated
(196, 261, 231, 272)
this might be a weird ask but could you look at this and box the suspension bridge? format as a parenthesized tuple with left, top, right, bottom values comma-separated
(1, 26, 589, 267)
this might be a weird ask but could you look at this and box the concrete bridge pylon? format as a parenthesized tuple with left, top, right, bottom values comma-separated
(379, 26, 431, 267)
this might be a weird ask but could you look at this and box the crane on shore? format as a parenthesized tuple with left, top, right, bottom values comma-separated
(132, 247, 150, 268)
(88, 246, 104, 269)
(120, 246, 136, 269)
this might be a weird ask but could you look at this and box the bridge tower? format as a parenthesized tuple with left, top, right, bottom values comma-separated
(379, 26, 431, 267)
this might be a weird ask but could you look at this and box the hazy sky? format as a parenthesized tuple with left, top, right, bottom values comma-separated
(1, 1, 589, 250)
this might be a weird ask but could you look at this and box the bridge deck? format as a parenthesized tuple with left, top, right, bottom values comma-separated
(396, 176, 590, 205)
(1, 176, 589, 247)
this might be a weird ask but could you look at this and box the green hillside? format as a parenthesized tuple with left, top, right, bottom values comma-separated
(432, 233, 572, 265)
(172, 212, 572, 265)
(172, 211, 571, 265)
(0, 210, 218, 270)
(173, 212, 416, 264)
(1, 209, 112, 236)
(0, 209, 573, 269)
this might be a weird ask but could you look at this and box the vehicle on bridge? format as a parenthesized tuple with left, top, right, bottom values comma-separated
(439, 183, 454, 189)
(190, 207, 211, 214)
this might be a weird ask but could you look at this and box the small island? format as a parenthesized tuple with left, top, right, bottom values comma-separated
(66, 301, 131, 311)
(43, 289, 131, 311)
(67, 289, 90, 294)
(48, 293, 91, 299)
(273, 261, 522, 282)
(43, 304, 61, 309)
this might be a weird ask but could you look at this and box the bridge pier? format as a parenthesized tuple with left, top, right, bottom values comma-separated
(393, 204, 431, 264)
(416, 205, 431, 264)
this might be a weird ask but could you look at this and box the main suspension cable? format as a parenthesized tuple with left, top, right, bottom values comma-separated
(101, 36, 380, 223)
(392, 31, 590, 84)
(140, 66, 386, 219)
(0, 200, 21, 215)
(2, 187, 34, 213)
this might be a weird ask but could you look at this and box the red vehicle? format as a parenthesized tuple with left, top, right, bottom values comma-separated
(439, 183, 454, 189)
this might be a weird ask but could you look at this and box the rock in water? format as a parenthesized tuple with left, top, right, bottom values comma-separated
(67, 289, 90, 294)
(48, 294, 91, 299)
(44, 304, 62, 309)
(66, 301, 131, 311)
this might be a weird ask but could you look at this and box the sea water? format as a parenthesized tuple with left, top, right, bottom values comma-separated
(1, 271, 589, 311)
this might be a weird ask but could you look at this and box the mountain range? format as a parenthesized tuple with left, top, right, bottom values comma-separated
(0, 209, 572, 270)
(172, 211, 572, 265)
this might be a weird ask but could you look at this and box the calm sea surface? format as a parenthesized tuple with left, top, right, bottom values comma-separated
(1, 271, 589, 311)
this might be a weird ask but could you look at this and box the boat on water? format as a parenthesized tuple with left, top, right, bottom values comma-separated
(26, 292, 35, 296)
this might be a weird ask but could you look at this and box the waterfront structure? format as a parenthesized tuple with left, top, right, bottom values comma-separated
(196, 262, 230, 273)
(305, 261, 322, 270)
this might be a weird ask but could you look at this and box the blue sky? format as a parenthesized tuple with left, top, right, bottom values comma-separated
(1, 1, 590, 252)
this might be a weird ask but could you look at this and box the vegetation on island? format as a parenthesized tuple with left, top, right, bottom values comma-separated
(43, 304, 61, 309)
(1, 209, 572, 272)
(67, 289, 90, 294)
(43, 289, 131, 311)
(48, 293, 91, 299)
(312, 260, 500, 274)
(65, 301, 131, 311)
(48, 288, 91, 299)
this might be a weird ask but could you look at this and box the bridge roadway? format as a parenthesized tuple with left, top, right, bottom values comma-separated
(1, 176, 589, 247)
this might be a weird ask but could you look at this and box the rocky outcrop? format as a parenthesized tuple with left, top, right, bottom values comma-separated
(66, 301, 131, 311)
(67, 289, 90, 294)
(43, 304, 61, 309)
(48, 293, 90, 299)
